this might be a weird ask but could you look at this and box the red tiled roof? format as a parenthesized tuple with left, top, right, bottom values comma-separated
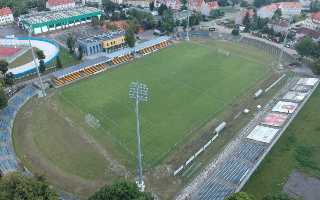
(261, 2, 302, 12)
(0, 7, 12, 16)
(311, 12, 320, 23)
(47, 0, 74, 6)
(207, 1, 219, 9)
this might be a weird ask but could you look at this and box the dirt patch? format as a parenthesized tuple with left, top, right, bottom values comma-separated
(283, 170, 320, 200)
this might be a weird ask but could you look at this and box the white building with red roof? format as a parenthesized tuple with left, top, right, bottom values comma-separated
(46, 0, 76, 11)
(0, 7, 14, 25)
(155, 0, 219, 16)
(303, 12, 320, 30)
(257, 2, 302, 19)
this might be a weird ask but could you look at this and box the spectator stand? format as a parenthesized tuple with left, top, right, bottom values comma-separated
(51, 36, 171, 88)
(0, 85, 37, 175)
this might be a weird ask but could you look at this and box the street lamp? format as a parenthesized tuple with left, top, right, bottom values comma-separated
(129, 81, 149, 192)
(28, 28, 46, 97)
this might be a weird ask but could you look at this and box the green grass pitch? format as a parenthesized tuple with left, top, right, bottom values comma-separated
(14, 39, 274, 186)
(54, 40, 272, 167)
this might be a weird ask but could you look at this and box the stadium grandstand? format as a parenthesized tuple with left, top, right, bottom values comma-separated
(52, 36, 170, 87)
(0, 85, 37, 176)
(18, 6, 102, 34)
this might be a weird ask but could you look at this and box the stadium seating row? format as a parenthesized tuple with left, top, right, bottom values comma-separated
(0, 85, 37, 175)
(138, 41, 169, 55)
(111, 54, 134, 65)
(53, 63, 107, 87)
(52, 40, 171, 87)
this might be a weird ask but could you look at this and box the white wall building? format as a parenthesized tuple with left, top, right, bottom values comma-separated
(257, 2, 303, 19)
(46, 0, 76, 11)
(0, 7, 14, 25)
(303, 12, 320, 30)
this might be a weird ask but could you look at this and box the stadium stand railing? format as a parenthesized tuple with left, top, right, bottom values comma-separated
(0, 85, 37, 175)
(51, 36, 171, 88)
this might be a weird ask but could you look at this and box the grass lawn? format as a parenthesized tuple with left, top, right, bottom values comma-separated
(13, 39, 274, 197)
(243, 87, 320, 200)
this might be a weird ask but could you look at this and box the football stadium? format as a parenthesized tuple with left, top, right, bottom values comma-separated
(12, 38, 278, 198)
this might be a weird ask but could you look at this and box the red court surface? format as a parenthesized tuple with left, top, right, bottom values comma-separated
(0, 47, 21, 57)
(261, 113, 288, 127)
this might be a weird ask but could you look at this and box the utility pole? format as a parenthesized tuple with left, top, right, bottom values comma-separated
(129, 81, 149, 192)
(28, 28, 46, 97)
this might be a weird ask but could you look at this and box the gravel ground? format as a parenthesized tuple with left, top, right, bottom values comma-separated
(283, 170, 320, 200)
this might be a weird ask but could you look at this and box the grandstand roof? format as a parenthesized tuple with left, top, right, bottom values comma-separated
(78, 30, 125, 44)
(52, 56, 108, 78)
(19, 6, 102, 27)
(0, 7, 12, 16)
(52, 36, 170, 79)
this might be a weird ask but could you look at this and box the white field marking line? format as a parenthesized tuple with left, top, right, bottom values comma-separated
(192, 40, 273, 67)
(57, 93, 134, 156)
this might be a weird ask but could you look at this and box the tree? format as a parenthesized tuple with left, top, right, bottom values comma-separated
(240, 0, 249, 7)
(226, 192, 255, 200)
(254, 0, 272, 8)
(231, 0, 240, 7)
(102, 0, 118, 13)
(4, 72, 14, 86)
(181, 0, 188, 10)
(0, 60, 8, 75)
(243, 11, 251, 32)
(67, 34, 76, 53)
(312, 59, 320, 75)
(210, 9, 224, 19)
(35, 49, 46, 60)
(272, 8, 282, 20)
(232, 27, 240, 35)
(0, 85, 7, 109)
(310, 0, 320, 12)
(88, 181, 153, 200)
(295, 37, 317, 58)
(218, 0, 230, 7)
(158, 4, 168, 16)
(39, 60, 46, 73)
(262, 193, 295, 200)
(149, 1, 154, 11)
(125, 23, 136, 47)
(161, 9, 175, 33)
(92, 16, 100, 27)
(56, 56, 63, 69)
(0, 173, 58, 200)
(78, 45, 84, 60)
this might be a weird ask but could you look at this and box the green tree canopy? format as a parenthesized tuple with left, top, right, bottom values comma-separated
(125, 21, 136, 47)
(295, 37, 317, 58)
(0, 173, 58, 200)
(67, 34, 76, 54)
(56, 56, 63, 69)
(226, 192, 255, 200)
(0, 85, 7, 109)
(262, 193, 295, 200)
(158, 4, 168, 16)
(35, 49, 46, 60)
(0, 60, 8, 75)
(88, 181, 153, 200)
(272, 8, 282, 20)
(161, 9, 175, 33)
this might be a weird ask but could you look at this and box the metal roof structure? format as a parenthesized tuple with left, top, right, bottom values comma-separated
(19, 6, 102, 29)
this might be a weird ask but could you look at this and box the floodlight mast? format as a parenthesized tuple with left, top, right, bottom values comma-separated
(28, 28, 46, 97)
(129, 82, 148, 191)
(278, 16, 293, 68)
